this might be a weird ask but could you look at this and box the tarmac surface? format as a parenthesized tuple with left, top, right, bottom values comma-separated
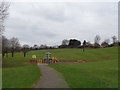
(34, 63, 69, 88)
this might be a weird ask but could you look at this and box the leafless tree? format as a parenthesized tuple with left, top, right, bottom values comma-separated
(0, 1, 10, 34)
(2, 35, 10, 57)
(40, 44, 45, 49)
(21, 44, 30, 57)
(9, 37, 20, 57)
(33, 44, 40, 50)
(94, 35, 101, 44)
(0, 35, 2, 53)
(101, 39, 110, 48)
(94, 35, 101, 48)
(105, 39, 110, 44)
(112, 36, 117, 43)
(62, 39, 69, 46)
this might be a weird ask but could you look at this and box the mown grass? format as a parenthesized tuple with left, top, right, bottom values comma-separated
(49, 60, 118, 88)
(49, 47, 118, 88)
(26, 47, 118, 61)
(2, 47, 118, 88)
(0, 68, 2, 89)
(2, 53, 41, 88)
(3, 64, 40, 88)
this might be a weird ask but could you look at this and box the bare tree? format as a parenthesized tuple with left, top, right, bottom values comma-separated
(0, 35, 2, 53)
(101, 39, 110, 48)
(111, 36, 118, 46)
(0, 1, 10, 34)
(2, 35, 10, 57)
(21, 44, 29, 57)
(94, 35, 101, 44)
(94, 35, 101, 48)
(9, 37, 20, 57)
(33, 44, 39, 50)
(39, 44, 45, 49)
(112, 36, 117, 43)
(62, 39, 69, 46)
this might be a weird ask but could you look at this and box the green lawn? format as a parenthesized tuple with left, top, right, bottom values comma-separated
(2, 53, 41, 88)
(0, 68, 2, 89)
(49, 47, 118, 88)
(49, 60, 118, 88)
(2, 47, 118, 88)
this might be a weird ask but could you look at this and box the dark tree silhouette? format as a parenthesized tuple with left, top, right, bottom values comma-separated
(33, 44, 39, 50)
(68, 39, 81, 48)
(82, 40, 87, 52)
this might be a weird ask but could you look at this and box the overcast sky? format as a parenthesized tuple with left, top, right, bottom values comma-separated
(4, 2, 118, 46)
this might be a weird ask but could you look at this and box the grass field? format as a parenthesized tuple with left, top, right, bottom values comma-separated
(2, 47, 118, 88)
(2, 54, 41, 88)
(0, 68, 2, 89)
(49, 47, 118, 88)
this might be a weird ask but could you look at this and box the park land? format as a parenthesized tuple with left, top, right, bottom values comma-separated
(2, 47, 118, 88)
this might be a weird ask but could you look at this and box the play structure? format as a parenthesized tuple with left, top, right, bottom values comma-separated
(29, 52, 59, 64)
(29, 58, 59, 64)
(29, 52, 95, 64)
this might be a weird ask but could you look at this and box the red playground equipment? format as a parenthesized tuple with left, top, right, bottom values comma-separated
(29, 57, 59, 64)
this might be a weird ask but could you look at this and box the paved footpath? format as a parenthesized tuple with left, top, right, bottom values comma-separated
(34, 63, 69, 88)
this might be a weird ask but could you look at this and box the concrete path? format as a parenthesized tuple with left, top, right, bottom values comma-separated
(34, 63, 69, 88)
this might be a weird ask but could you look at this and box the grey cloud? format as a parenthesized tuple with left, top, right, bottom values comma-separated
(4, 2, 118, 46)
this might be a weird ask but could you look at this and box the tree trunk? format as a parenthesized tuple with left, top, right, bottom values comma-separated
(83, 48, 85, 52)
(24, 52, 26, 57)
(2, 53, 5, 58)
(12, 52, 14, 57)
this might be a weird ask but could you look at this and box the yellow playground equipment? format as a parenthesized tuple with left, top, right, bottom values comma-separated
(43, 56, 58, 63)
(29, 56, 59, 64)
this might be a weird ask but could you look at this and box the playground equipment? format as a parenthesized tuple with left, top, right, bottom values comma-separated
(29, 59, 92, 64)
(29, 53, 93, 64)
(29, 57, 58, 64)
(29, 52, 59, 64)
(32, 55, 36, 58)
(44, 52, 52, 63)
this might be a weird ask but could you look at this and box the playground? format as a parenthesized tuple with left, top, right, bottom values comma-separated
(2, 47, 118, 88)
(29, 52, 96, 64)
(29, 52, 59, 64)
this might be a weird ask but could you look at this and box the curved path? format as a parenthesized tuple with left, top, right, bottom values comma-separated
(34, 63, 69, 88)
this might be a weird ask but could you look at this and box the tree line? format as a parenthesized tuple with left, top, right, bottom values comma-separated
(2, 36, 30, 58)
(2, 35, 120, 58)
(59, 35, 120, 48)
(1, 35, 59, 58)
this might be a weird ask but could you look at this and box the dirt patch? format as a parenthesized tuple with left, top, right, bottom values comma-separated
(23, 62, 29, 65)
(58, 60, 96, 63)
(102, 56, 112, 59)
